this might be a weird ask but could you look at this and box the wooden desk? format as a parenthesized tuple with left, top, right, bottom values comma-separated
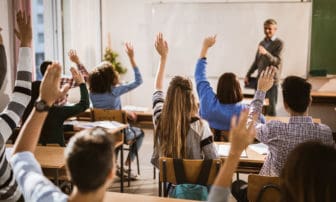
(104, 192, 198, 202)
(265, 116, 321, 123)
(311, 91, 336, 103)
(216, 142, 266, 174)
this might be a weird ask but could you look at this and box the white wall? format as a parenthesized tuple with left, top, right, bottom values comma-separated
(0, 0, 14, 111)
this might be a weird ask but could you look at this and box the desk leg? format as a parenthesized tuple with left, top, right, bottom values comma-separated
(120, 144, 124, 193)
(55, 169, 59, 187)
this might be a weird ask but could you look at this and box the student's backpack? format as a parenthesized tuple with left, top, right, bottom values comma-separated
(169, 159, 212, 201)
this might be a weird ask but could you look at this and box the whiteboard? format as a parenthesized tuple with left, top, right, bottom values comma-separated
(151, 2, 312, 78)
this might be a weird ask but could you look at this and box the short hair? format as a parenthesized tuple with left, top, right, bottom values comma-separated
(65, 127, 115, 193)
(40, 61, 52, 76)
(88, 61, 119, 93)
(282, 76, 312, 113)
(216, 73, 243, 104)
(281, 141, 336, 202)
(264, 19, 277, 26)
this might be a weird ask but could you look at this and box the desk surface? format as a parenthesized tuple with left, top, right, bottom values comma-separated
(7, 145, 65, 169)
(215, 142, 266, 164)
(311, 91, 336, 97)
(104, 192, 198, 202)
(265, 116, 321, 123)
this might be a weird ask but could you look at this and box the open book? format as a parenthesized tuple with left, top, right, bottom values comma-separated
(217, 144, 247, 158)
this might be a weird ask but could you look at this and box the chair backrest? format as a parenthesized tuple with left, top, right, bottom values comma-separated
(211, 128, 229, 142)
(91, 108, 127, 124)
(159, 157, 221, 185)
(247, 174, 281, 202)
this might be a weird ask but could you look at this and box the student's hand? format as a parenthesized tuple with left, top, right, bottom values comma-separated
(155, 32, 168, 58)
(126, 111, 137, 121)
(68, 49, 81, 65)
(257, 66, 276, 93)
(14, 10, 32, 47)
(70, 67, 85, 85)
(229, 110, 256, 155)
(258, 45, 268, 55)
(39, 62, 70, 106)
(0, 27, 3, 45)
(125, 42, 134, 59)
(203, 35, 216, 49)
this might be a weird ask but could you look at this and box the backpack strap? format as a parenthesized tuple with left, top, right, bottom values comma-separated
(173, 159, 187, 184)
(256, 183, 281, 202)
(196, 159, 213, 185)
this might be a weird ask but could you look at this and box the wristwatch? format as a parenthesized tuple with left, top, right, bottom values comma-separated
(34, 100, 51, 112)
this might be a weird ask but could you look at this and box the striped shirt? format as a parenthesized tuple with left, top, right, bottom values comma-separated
(249, 90, 334, 176)
(151, 90, 218, 167)
(0, 48, 32, 201)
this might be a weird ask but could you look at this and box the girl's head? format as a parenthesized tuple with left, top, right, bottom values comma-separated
(88, 62, 119, 93)
(155, 76, 198, 158)
(216, 73, 243, 104)
(281, 141, 336, 202)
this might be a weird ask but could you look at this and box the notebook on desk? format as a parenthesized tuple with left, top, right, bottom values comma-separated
(217, 144, 247, 158)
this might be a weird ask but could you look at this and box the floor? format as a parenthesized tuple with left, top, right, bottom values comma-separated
(107, 129, 245, 201)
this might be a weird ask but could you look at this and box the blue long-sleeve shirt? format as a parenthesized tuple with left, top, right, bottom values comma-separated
(195, 58, 248, 131)
(90, 67, 143, 109)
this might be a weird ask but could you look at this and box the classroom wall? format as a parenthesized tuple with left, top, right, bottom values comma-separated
(0, 0, 14, 111)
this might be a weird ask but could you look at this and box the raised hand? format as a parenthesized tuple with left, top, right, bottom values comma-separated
(70, 67, 84, 85)
(257, 66, 276, 92)
(39, 62, 70, 106)
(125, 42, 134, 59)
(14, 10, 32, 47)
(203, 35, 216, 49)
(155, 32, 168, 58)
(229, 109, 256, 154)
(68, 49, 80, 65)
(200, 34, 216, 58)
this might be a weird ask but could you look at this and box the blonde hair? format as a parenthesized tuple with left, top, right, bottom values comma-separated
(154, 76, 198, 159)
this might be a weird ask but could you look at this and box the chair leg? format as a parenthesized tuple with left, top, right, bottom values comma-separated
(135, 143, 140, 175)
(153, 166, 156, 179)
(128, 151, 131, 187)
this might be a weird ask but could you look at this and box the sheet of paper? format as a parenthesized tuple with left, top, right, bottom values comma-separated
(123, 105, 148, 112)
(217, 144, 247, 158)
(248, 143, 269, 155)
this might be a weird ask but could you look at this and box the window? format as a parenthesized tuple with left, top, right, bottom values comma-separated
(37, 14, 43, 24)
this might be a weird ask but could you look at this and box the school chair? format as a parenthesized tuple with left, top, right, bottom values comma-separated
(211, 128, 230, 142)
(91, 108, 140, 187)
(159, 157, 222, 197)
(247, 174, 281, 202)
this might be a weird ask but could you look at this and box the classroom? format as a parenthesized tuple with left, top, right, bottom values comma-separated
(0, 0, 335, 201)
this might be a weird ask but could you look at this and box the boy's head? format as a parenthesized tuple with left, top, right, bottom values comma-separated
(282, 76, 312, 114)
(40, 61, 52, 77)
(65, 127, 115, 193)
(264, 19, 277, 39)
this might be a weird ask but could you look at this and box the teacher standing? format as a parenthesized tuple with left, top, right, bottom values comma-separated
(245, 19, 283, 116)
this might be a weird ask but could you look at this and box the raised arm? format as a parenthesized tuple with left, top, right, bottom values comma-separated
(208, 110, 256, 202)
(0, 11, 32, 145)
(68, 49, 89, 80)
(12, 63, 69, 154)
(154, 33, 168, 91)
(0, 27, 7, 89)
(199, 35, 216, 58)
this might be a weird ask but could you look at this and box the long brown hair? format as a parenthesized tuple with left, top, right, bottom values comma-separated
(216, 73, 243, 104)
(154, 76, 198, 159)
(88, 62, 119, 93)
(281, 141, 336, 202)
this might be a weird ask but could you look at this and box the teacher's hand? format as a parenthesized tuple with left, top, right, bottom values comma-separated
(258, 45, 268, 55)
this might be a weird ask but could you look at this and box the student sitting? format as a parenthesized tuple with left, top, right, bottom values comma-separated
(21, 49, 89, 125)
(194, 35, 264, 141)
(151, 33, 218, 168)
(10, 62, 116, 202)
(0, 11, 32, 202)
(39, 67, 89, 146)
(232, 67, 334, 201)
(88, 42, 144, 173)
